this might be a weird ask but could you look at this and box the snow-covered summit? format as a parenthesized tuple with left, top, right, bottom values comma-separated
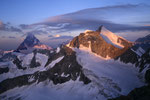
(69, 26, 132, 59)
(100, 26, 128, 48)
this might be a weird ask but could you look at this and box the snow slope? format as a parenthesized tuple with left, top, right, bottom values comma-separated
(0, 48, 145, 100)
(75, 48, 144, 95)
(0, 45, 145, 100)
(0, 52, 49, 82)
(100, 27, 125, 48)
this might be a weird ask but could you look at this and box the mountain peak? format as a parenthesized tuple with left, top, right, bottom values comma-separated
(23, 33, 41, 47)
(69, 26, 132, 59)
(16, 34, 52, 53)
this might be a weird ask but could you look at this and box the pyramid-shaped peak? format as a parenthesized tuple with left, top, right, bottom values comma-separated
(24, 33, 40, 46)
(16, 33, 52, 53)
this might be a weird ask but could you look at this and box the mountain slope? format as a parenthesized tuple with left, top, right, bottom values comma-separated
(0, 46, 144, 100)
(115, 34, 150, 73)
(0, 27, 148, 100)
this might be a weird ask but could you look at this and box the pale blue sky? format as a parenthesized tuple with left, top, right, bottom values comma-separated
(0, 0, 150, 25)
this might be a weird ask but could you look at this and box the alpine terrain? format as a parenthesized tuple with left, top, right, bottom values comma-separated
(0, 26, 150, 100)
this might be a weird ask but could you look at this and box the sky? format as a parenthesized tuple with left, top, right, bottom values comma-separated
(0, 0, 150, 50)
(0, 0, 150, 25)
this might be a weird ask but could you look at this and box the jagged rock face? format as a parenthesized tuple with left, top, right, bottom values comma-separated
(114, 34, 150, 73)
(108, 85, 150, 100)
(114, 48, 139, 64)
(116, 47, 150, 73)
(47, 46, 91, 84)
(69, 27, 132, 58)
(145, 69, 150, 84)
(0, 67, 9, 74)
(0, 46, 91, 94)
(137, 48, 150, 72)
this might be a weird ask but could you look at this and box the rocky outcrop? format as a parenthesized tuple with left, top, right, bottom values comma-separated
(13, 56, 26, 70)
(111, 48, 150, 100)
(30, 51, 41, 68)
(115, 47, 150, 72)
(145, 69, 150, 84)
(114, 33, 150, 73)
(0, 46, 91, 94)
(114, 48, 139, 64)
(108, 85, 150, 100)
(0, 67, 9, 74)
(137, 48, 150, 72)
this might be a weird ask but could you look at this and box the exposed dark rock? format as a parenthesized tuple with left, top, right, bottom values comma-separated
(114, 48, 139, 64)
(96, 25, 103, 32)
(13, 56, 26, 70)
(145, 69, 150, 84)
(0, 67, 9, 74)
(115, 45, 150, 73)
(110, 48, 150, 100)
(0, 46, 91, 94)
(34, 49, 51, 57)
(137, 48, 150, 72)
(108, 85, 150, 100)
(45, 46, 66, 67)
(30, 51, 41, 68)
(0, 74, 36, 94)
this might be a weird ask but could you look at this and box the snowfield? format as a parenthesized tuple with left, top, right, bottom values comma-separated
(0, 47, 145, 100)
(75, 48, 145, 95)
(0, 53, 48, 82)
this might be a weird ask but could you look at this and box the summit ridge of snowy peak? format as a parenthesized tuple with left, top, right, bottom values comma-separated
(16, 33, 52, 53)
(69, 26, 132, 59)
(100, 26, 131, 48)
